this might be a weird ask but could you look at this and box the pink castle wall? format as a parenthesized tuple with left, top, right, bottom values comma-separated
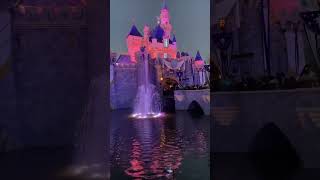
(126, 3, 177, 62)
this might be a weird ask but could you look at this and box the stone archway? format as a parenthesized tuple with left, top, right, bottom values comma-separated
(249, 122, 302, 176)
(187, 100, 205, 117)
(174, 89, 210, 115)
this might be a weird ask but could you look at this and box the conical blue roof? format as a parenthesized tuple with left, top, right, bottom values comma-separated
(172, 35, 176, 42)
(162, 0, 168, 10)
(128, 25, 142, 37)
(152, 25, 164, 42)
(195, 51, 203, 61)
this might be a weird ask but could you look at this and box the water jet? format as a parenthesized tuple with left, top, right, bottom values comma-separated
(131, 47, 164, 119)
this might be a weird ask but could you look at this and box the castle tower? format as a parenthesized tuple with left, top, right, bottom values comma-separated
(160, 0, 172, 39)
(143, 25, 151, 43)
(126, 0, 177, 62)
(194, 51, 205, 69)
(127, 24, 143, 62)
(172, 34, 177, 47)
(194, 51, 205, 86)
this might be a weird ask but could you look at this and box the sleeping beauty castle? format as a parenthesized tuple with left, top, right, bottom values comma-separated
(110, 0, 209, 109)
(127, 0, 177, 62)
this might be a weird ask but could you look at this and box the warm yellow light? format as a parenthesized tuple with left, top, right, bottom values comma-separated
(219, 18, 225, 29)
(160, 77, 163, 81)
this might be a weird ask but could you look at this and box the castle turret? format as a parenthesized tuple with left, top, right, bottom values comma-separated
(143, 25, 151, 40)
(194, 50, 204, 69)
(172, 34, 177, 48)
(143, 25, 151, 47)
(160, 0, 172, 39)
(194, 51, 206, 86)
(176, 51, 181, 59)
(128, 24, 143, 37)
(160, 0, 170, 24)
(127, 24, 143, 62)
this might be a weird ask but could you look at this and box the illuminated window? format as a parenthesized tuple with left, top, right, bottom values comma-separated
(164, 39, 169, 47)
(164, 53, 168, 59)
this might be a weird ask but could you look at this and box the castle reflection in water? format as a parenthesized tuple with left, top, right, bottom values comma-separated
(110, 110, 210, 179)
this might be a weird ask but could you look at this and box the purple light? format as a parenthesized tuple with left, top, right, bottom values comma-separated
(130, 112, 165, 119)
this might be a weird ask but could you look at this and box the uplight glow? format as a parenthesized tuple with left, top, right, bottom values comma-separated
(130, 112, 165, 119)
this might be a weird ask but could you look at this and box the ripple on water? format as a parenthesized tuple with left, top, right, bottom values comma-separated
(110, 111, 209, 179)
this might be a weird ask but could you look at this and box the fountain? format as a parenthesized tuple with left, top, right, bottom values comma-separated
(131, 47, 164, 119)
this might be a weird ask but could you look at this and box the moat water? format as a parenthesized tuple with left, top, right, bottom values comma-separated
(110, 110, 210, 180)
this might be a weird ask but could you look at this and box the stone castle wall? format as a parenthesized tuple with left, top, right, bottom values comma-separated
(111, 65, 137, 109)
(110, 58, 160, 110)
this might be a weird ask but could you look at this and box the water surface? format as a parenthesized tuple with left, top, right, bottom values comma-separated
(110, 110, 210, 180)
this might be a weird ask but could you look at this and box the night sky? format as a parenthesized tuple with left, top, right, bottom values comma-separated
(110, 0, 210, 62)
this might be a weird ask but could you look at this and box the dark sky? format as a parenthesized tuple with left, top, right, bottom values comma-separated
(110, 0, 210, 62)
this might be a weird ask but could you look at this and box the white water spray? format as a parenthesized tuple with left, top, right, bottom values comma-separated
(131, 49, 163, 119)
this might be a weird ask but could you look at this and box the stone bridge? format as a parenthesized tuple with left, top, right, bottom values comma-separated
(174, 89, 210, 115)
(212, 88, 320, 168)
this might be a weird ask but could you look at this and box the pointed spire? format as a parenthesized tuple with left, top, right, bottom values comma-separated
(176, 51, 181, 58)
(162, 0, 168, 10)
(172, 34, 176, 42)
(128, 24, 143, 37)
(195, 51, 203, 61)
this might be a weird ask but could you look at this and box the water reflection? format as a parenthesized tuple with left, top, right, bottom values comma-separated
(110, 110, 209, 179)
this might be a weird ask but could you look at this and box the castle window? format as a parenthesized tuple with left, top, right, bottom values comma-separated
(164, 39, 169, 47)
